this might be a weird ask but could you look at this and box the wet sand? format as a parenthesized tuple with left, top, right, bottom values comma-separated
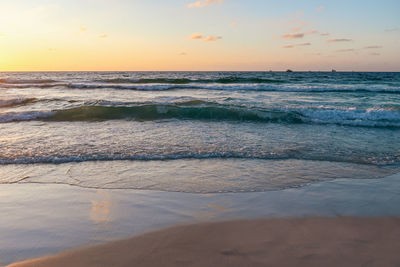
(9, 217, 400, 267)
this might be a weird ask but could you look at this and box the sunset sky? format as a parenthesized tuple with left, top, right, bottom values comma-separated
(0, 0, 399, 71)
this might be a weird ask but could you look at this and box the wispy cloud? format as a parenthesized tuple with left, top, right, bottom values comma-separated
(98, 34, 108, 38)
(297, 42, 311, 46)
(336, 48, 355, 52)
(188, 0, 224, 8)
(364, 45, 383, 49)
(0, 33, 6, 37)
(306, 30, 318, 35)
(189, 33, 204, 40)
(79, 27, 87, 32)
(317, 6, 325, 12)
(282, 29, 316, 39)
(369, 52, 380, 56)
(282, 42, 311, 48)
(188, 33, 222, 42)
(203, 36, 222, 42)
(230, 22, 238, 27)
(320, 32, 330, 36)
(178, 52, 187, 56)
(326, 38, 352, 43)
(282, 33, 304, 39)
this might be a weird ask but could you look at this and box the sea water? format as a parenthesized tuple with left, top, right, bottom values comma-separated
(1, 71, 399, 193)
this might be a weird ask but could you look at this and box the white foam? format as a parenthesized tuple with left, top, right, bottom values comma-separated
(293, 106, 400, 127)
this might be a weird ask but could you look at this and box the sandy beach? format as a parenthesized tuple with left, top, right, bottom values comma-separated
(2, 173, 400, 266)
(9, 217, 400, 267)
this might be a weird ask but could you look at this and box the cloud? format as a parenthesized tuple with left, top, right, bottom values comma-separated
(297, 42, 311, 46)
(297, 10, 304, 16)
(364, 45, 382, 49)
(0, 33, 6, 37)
(282, 33, 304, 39)
(203, 36, 222, 42)
(188, 0, 224, 8)
(336, 49, 355, 52)
(281, 30, 316, 38)
(320, 32, 330, 36)
(369, 52, 380, 56)
(282, 43, 311, 48)
(178, 52, 187, 56)
(189, 33, 222, 42)
(79, 27, 87, 32)
(326, 38, 352, 43)
(189, 33, 204, 40)
(98, 34, 108, 38)
(317, 6, 325, 12)
(230, 22, 238, 27)
(291, 27, 302, 32)
(306, 30, 318, 35)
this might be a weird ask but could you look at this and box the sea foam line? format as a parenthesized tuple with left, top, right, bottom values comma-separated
(0, 152, 398, 166)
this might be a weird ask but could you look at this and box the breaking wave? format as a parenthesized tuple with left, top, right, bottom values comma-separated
(1, 101, 399, 127)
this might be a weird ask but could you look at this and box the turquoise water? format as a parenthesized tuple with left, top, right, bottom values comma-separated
(1, 72, 399, 192)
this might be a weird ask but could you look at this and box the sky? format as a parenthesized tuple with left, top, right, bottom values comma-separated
(0, 0, 399, 71)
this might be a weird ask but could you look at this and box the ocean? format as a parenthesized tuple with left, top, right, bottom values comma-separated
(1, 71, 399, 193)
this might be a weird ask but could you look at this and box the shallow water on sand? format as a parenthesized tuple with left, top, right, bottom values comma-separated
(1, 173, 400, 265)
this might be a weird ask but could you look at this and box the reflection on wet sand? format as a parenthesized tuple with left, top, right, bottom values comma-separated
(90, 191, 114, 240)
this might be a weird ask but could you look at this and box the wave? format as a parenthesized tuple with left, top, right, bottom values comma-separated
(0, 151, 399, 166)
(47, 104, 297, 123)
(1, 102, 400, 127)
(0, 152, 393, 166)
(0, 83, 65, 89)
(299, 107, 400, 127)
(0, 111, 54, 123)
(94, 77, 287, 84)
(1, 80, 398, 93)
(0, 78, 58, 84)
(0, 98, 37, 108)
(66, 83, 191, 91)
(0, 153, 281, 165)
(66, 83, 400, 93)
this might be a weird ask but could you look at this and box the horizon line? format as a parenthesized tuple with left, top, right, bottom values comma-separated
(1, 70, 399, 73)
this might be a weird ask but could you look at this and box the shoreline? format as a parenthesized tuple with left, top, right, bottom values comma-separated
(8, 217, 400, 267)
(1, 172, 400, 265)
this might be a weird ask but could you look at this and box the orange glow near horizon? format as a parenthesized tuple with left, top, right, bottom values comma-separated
(0, 1, 399, 71)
